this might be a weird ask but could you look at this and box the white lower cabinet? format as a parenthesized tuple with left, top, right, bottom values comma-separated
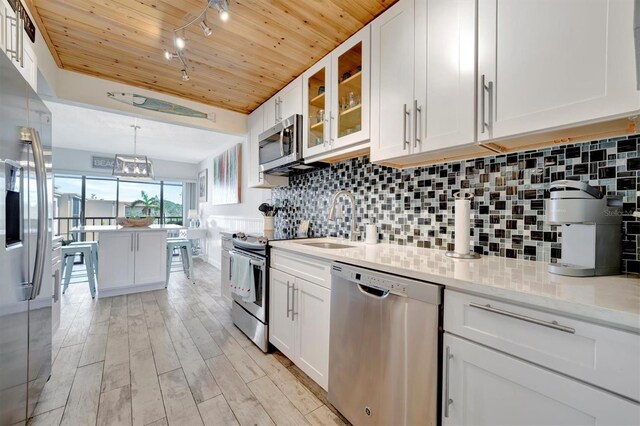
(220, 236, 233, 303)
(98, 231, 167, 296)
(133, 232, 167, 285)
(99, 231, 136, 290)
(269, 258, 331, 390)
(443, 333, 640, 426)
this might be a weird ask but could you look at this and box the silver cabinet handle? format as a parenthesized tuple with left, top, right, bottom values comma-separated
(329, 113, 335, 145)
(291, 284, 297, 321)
(274, 99, 278, 123)
(413, 99, 421, 148)
(480, 75, 493, 135)
(6, 14, 17, 61)
(286, 281, 292, 318)
(18, 11, 23, 67)
(131, 233, 134, 252)
(20, 128, 47, 299)
(136, 233, 140, 251)
(403, 104, 410, 149)
(444, 345, 453, 418)
(469, 303, 576, 334)
(53, 268, 60, 303)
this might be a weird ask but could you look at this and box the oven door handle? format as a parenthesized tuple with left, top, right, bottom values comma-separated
(250, 259, 265, 268)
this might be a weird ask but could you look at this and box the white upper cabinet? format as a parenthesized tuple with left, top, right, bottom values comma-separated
(303, 54, 332, 159)
(331, 26, 371, 150)
(370, 0, 415, 162)
(263, 76, 303, 129)
(477, 0, 640, 141)
(371, 0, 482, 164)
(303, 26, 371, 162)
(1, 0, 37, 91)
(418, 0, 476, 152)
(248, 104, 288, 188)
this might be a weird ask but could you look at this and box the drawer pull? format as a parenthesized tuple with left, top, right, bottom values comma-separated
(469, 303, 575, 334)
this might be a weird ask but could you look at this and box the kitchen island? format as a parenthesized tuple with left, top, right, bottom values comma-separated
(71, 225, 185, 298)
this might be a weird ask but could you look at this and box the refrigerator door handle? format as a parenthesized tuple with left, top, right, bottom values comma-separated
(21, 127, 48, 299)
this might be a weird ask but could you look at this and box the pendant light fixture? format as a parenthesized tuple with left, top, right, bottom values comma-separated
(113, 123, 154, 180)
(163, 0, 230, 81)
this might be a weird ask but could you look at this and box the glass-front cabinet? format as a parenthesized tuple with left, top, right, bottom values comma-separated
(303, 55, 331, 159)
(303, 26, 370, 161)
(331, 27, 369, 148)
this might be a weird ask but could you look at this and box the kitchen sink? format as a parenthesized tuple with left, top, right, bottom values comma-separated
(299, 242, 355, 249)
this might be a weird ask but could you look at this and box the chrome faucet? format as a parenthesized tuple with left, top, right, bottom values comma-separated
(328, 190, 359, 241)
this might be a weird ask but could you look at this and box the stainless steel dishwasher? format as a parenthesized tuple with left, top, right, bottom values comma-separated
(329, 263, 442, 426)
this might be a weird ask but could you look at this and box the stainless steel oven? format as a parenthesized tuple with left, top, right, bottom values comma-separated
(229, 245, 269, 351)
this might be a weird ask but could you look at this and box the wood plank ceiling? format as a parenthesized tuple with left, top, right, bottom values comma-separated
(27, 0, 396, 113)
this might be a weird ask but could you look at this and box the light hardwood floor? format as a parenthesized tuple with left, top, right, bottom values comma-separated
(30, 259, 347, 426)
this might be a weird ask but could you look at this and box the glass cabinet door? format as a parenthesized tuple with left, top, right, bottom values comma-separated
(303, 56, 331, 159)
(332, 26, 370, 148)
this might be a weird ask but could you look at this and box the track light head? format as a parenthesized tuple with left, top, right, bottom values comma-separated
(174, 36, 186, 50)
(219, 9, 229, 22)
(163, 50, 174, 60)
(181, 69, 190, 81)
(199, 20, 213, 36)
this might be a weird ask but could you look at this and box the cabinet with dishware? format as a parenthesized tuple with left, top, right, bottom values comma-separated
(247, 104, 288, 188)
(442, 290, 640, 425)
(303, 25, 371, 162)
(1, 0, 37, 91)
(269, 249, 331, 390)
(370, 0, 488, 166)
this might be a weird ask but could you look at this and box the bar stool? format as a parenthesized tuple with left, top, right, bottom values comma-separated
(61, 244, 97, 298)
(166, 238, 194, 286)
(69, 240, 99, 277)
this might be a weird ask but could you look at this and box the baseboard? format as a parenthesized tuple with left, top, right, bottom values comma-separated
(97, 281, 166, 298)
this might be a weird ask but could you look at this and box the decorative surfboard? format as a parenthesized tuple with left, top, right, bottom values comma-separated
(107, 92, 215, 121)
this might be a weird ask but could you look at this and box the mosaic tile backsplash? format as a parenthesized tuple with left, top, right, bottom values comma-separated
(271, 134, 640, 273)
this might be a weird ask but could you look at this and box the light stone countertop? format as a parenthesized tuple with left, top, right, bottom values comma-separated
(71, 224, 185, 233)
(269, 237, 640, 332)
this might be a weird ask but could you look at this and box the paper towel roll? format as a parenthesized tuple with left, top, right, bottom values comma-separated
(365, 224, 378, 245)
(454, 192, 473, 255)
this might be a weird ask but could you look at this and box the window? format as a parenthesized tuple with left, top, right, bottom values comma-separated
(84, 177, 118, 226)
(163, 182, 183, 225)
(54, 175, 83, 239)
(118, 180, 161, 221)
(53, 174, 185, 238)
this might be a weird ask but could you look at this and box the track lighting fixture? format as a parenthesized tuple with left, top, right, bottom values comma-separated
(199, 20, 213, 36)
(174, 35, 186, 50)
(165, 0, 230, 81)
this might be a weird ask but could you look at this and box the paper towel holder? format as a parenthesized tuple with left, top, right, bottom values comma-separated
(446, 191, 481, 259)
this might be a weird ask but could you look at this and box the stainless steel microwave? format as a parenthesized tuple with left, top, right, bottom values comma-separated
(259, 114, 318, 176)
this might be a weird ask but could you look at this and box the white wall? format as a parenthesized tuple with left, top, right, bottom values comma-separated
(53, 147, 198, 182)
(198, 138, 270, 267)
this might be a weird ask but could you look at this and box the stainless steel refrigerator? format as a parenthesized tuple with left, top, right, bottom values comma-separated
(0, 52, 53, 424)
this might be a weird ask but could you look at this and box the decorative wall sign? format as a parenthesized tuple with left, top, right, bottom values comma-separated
(199, 168, 208, 202)
(107, 92, 214, 121)
(211, 144, 241, 206)
(91, 156, 116, 170)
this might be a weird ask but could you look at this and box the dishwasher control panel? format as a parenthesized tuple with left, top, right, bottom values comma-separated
(350, 271, 408, 295)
